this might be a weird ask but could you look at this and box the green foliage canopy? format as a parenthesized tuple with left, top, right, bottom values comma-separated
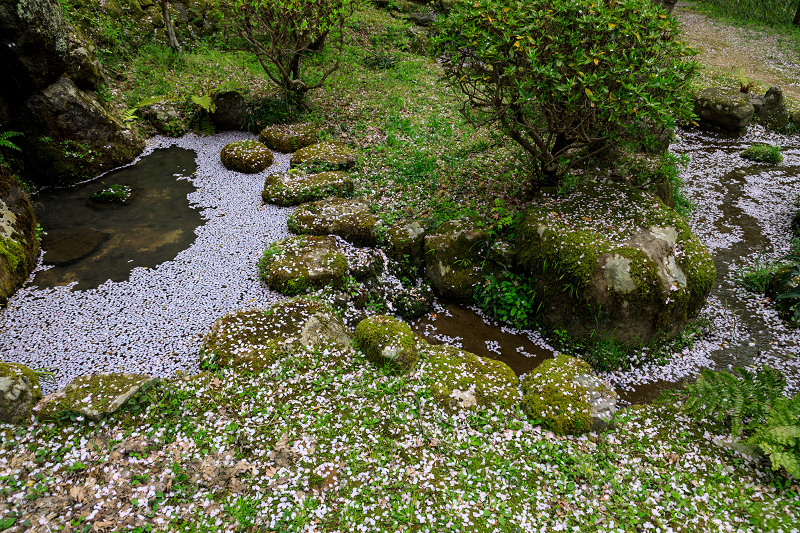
(225, 0, 357, 104)
(436, 0, 698, 181)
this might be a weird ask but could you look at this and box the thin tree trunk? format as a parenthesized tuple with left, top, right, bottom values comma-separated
(162, 0, 181, 54)
(794, 1, 800, 27)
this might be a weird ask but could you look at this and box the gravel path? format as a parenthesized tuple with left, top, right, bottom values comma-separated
(0, 133, 289, 393)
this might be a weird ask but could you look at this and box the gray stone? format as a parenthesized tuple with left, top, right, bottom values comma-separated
(290, 141, 357, 171)
(212, 90, 247, 131)
(0, 361, 42, 423)
(146, 102, 185, 136)
(288, 198, 379, 246)
(757, 86, 790, 131)
(385, 219, 426, 272)
(259, 235, 349, 295)
(0, 166, 39, 305)
(407, 12, 435, 26)
(693, 88, 754, 131)
(259, 123, 319, 153)
(262, 170, 353, 207)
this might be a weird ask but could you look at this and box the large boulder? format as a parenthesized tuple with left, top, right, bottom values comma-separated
(201, 298, 353, 372)
(693, 88, 754, 132)
(288, 198, 379, 246)
(262, 170, 353, 207)
(385, 219, 426, 273)
(290, 141, 357, 170)
(751, 86, 790, 131)
(422, 344, 519, 411)
(515, 180, 715, 348)
(0, 361, 42, 424)
(220, 139, 274, 173)
(34, 373, 157, 422)
(0, 166, 39, 305)
(259, 123, 319, 153)
(23, 77, 144, 186)
(521, 354, 618, 434)
(258, 235, 349, 295)
(354, 315, 420, 370)
(212, 90, 247, 131)
(424, 216, 497, 301)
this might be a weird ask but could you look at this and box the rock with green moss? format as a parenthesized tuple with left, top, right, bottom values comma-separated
(258, 123, 319, 153)
(34, 373, 157, 422)
(201, 298, 353, 373)
(354, 315, 420, 370)
(515, 180, 715, 348)
(0, 362, 42, 423)
(88, 184, 134, 204)
(693, 88, 754, 131)
(290, 141, 357, 170)
(385, 219, 426, 273)
(220, 139, 274, 173)
(262, 170, 354, 207)
(521, 354, 617, 434)
(424, 216, 497, 301)
(258, 235, 349, 295)
(289, 198, 379, 246)
(390, 283, 434, 320)
(0, 166, 39, 305)
(422, 344, 519, 411)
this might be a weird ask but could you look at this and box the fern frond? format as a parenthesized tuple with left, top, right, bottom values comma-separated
(747, 395, 800, 479)
(0, 130, 24, 151)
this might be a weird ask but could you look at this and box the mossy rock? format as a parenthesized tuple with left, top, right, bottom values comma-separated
(201, 298, 353, 373)
(422, 344, 519, 411)
(88, 184, 134, 204)
(220, 139, 274, 173)
(258, 123, 319, 153)
(424, 216, 497, 301)
(385, 219, 426, 273)
(693, 88, 754, 132)
(0, 361, 42, 424)
(34, 373, 157, 422)
(290, 141, 357, 171)
(390, 283, 434, 320)
(354, 315, 420, 370)
(262, 170, 354, 207)
(288, 198, 379, 246)
(515, 180, 715, 349)
(521, 354, 617, 435)
(0, 166, 39, 305)
(258, 235, 349, 295)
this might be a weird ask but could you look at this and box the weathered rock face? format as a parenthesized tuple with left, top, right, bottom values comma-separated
(385, 219, 426, 273)
(754, 86, 790, 131)
(521, 354, 618, 434)
(0, 166, 39, 305)
(143, 101, 186, 137)
(354, 314, 420, 370)
(422, 344, 519, 411)
(262, 170, 353, 207)
(0, 361, 42, 423)
(0, 0, 143, 187)
(34, 373, 157, 421)
(515, 181, 715, 348)
(202, 299, 353, 372)
(259, 123, 319, 153)
(288, 198, 379, 246)
(693, 88, 754, 132)
(290, 141, 357, 170)
(212, 90, 247, 131)
(258, 235, 349, 295)
(424, 216, 497, 301)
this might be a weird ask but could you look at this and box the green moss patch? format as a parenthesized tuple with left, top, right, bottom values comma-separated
(220, 139, 274, 173)
(354, 315, 419, 370)
(422, 344, 519, 411)
(258, 123, 320, 152)
(741, 144, 783, 165)
(88, 184, 134, 204)
(262, 170, 354, 207)
(258, 235, 349, 295)
(0, 237, 26, 274)
(288, 198, 379, 246)
(290, 141, 357, 171)
(0, 361, 43, 424)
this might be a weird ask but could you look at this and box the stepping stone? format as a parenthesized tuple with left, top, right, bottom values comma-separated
(290, 141, 357, 170)
(258, 235, 348, 295)
(262, 170, 354, 207)
(34, 373, 157, 422)
(288, 198, 379, 246)
(42, 228, 109, 266)
(258, 123, 319, 153)
(221, 139, 274, 173)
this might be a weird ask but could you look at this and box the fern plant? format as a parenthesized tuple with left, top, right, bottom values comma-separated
(684, 366, 786, 437)
(747, 395, 800, 479)
(0, 130, 23, 152)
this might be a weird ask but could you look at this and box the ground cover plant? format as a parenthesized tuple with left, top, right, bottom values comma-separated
(741, 144, 784, 164)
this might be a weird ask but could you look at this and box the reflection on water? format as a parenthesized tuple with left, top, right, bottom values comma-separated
(31, 147, 201, 290)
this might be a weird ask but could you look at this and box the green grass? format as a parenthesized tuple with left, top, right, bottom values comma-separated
(739, 255, 790, 293)
(697, 0, 799, 29)
(741, 144, 784, 165)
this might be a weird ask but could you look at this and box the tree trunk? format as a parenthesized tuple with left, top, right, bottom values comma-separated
(794, 1, 800, 27)
(161, 0, 181, 54)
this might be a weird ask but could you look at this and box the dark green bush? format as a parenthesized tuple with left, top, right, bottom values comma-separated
(436, 0, 697, 183)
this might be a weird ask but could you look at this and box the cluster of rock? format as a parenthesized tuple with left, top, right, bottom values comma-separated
(693, 86, 795, 133)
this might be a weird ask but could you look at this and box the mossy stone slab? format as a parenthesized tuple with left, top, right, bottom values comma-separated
(202, 298, 353, 373)
(521, 354, 617, 435)
(693, 88, 754, 131)
(0, 361, 42, 424)
(262, 170, 354, 207)
(258, 123, 319, 153)
(259, 235, 349, 295)
(34, 373, 157, 422)
(220, 139, 274, 173)
(354, 315, 419, 370)
(515, 180, 715, 348)
(422, 344, 519, 411)
(288, 198, 379, 246)
(290, 141, 357, 170)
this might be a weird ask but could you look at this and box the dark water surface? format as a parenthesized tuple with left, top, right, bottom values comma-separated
(31, 147, 201, 290)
